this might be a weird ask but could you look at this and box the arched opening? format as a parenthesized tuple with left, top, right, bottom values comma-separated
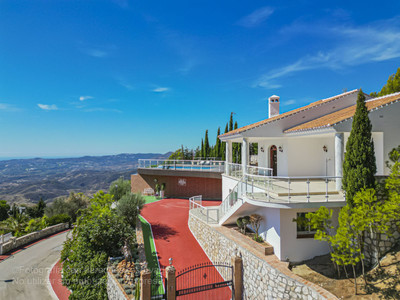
(269, 145, 277, 176)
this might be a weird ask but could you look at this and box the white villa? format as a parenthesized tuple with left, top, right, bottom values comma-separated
(217, 89, 400, 262)
(137, 89, 400, 263)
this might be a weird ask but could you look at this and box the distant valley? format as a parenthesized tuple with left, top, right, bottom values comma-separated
(0, 153, 171, 204)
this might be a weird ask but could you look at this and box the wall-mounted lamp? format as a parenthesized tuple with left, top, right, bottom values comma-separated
(278, 146, 283, 152)
(260, 147, 265, 152)
(323, 145, 328, 152)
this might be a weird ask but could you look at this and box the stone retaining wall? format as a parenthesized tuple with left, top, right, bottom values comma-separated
(189, 212, 338, 300)
(0, 223, 69, 255)
(107, 269, 130, 300)
(364, 222, 400, 266)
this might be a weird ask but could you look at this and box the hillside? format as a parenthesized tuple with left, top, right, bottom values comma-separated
(0, 153, 171, 204)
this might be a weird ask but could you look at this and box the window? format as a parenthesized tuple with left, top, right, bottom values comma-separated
(296, 213, 316, 239)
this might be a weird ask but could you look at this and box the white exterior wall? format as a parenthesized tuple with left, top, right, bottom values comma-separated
(279, 207, 340, 262)
(335, 103, 400, 176)
(258, 207, 282, 259)
(287, 136, 334, 177)
(256, 139, 289, 176)
(343, 132, 385, 176)
(222, 175, 240, 200)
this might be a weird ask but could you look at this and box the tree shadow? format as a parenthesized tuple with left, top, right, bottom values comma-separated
(151, 223, 179, 241)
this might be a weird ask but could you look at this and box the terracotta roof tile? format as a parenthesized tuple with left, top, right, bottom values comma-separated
(219, 89, 359, 138)
(285, 92, 400, 133)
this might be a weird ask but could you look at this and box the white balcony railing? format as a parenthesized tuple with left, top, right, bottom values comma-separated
(243, 174, 344, 203)
(189, 195, 220, 224)
(138, 159, 225, 172)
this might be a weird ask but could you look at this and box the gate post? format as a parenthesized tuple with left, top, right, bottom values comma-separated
(140, 269, 151, 300)
(232, 255, 243, 300)
(166, 265, 176, 300)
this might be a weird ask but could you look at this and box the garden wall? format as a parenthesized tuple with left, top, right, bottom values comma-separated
(189, 212, 338, 300)
(0, 223, 69, 255)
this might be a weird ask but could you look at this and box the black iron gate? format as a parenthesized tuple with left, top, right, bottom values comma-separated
(176, 262, 234, 298)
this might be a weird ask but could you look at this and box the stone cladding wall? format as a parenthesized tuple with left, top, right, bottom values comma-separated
(188, 212, 338, 300)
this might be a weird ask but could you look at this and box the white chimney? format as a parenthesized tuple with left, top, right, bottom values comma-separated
(268, 95, 280, 118)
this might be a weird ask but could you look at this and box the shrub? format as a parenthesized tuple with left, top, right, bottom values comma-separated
(109, 178, 131, 201)
(115, 193, 145, 228)
(249, 214, 263, 239)
(61, 191, 135, 299)
(47, 214, 72, 226)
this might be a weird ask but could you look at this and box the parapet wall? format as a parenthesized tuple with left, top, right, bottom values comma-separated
(0, 223, 69, 255)
(188, 212, 338, 300)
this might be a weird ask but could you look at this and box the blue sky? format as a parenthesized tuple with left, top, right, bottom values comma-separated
(1, 0, 400, 157)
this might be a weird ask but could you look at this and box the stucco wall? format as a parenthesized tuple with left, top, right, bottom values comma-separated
(279, 208, 340, 262)
(336, 103, 400, 176)
(188, 212, 338, 299)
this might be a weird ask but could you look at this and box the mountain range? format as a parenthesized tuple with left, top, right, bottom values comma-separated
(0, 153, 171, 204)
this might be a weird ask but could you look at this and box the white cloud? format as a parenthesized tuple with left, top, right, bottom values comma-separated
(85, 49, 108, 58)
(118, 80, 135, 90)
(282, 100, 296, 106)
(0, 103, 9, 110)
(37, 104, 58, 110)
(255, 17, 400, 89)
(238, 7, 274, 28)
(79, 96, 94, 101)
(152, 87, 170, 93)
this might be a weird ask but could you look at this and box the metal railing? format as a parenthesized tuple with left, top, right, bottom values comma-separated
(243, 174, 344, 203)
(247, 165, 273, 176)
(189, 195, 220, 224)
(219, 176, 247, 219)
(138, 159, 225, 172)
(225, 162, 243, 178)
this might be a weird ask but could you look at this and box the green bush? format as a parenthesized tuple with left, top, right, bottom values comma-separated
(115, 193, 145, 228)
(47, 214, 72, 226)
(61, 191, 135, 299)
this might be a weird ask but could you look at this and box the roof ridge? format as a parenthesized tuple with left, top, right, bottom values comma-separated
(285, 93, 400, 134)
(219, 89, 359, 138)
(365, 91, 400, 103)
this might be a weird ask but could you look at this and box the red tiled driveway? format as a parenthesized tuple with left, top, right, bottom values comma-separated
(140, 198, 232, 299)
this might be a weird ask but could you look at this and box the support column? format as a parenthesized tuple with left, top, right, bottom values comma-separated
(140, 269, 151, 300)
(166, 265, 176, 300)
(232, 255, 243, 300)
(242, 138, 248, 175)
(335, 133, 344, 190)
(225, 141, 232, 174)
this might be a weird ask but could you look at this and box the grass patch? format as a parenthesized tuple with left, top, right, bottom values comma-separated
(139, 215, 164, 295)
(143, 196, 160, 204)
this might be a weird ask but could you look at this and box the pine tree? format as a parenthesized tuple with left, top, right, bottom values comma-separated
(371, 67, 400, 97)
(215, 127, 221, 159)
(342, 89, 377, 206)
(204, 130, 210, 158)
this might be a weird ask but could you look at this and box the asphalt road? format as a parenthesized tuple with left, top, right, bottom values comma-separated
(0, 231, 69, 300)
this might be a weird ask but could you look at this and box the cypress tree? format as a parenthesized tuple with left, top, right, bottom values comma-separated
(342, 89, 377, 206)
(229, 113, 234, 131)
(201, 139, 204, 158)
(220, 123, 229, 160)
(204, 130, 210, 158)
(234, 121, 241, 163)
(215, 127, 221, 159)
